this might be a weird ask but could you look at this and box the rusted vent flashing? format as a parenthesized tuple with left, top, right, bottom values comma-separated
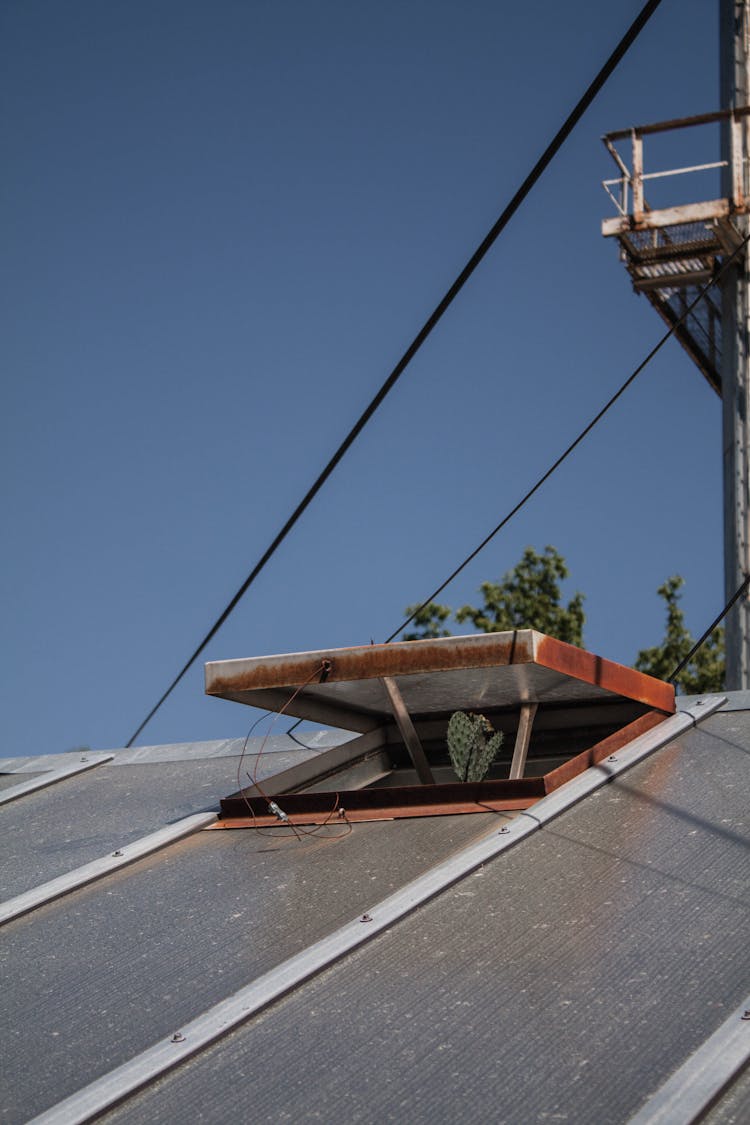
(215, 711, 668, 826)
(205, 631, 674, 732)
(208, 633, 673, 825)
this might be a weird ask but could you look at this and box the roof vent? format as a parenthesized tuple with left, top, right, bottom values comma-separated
(206, 631, 674, 827)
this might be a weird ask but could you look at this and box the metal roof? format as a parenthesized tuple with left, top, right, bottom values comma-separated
(3, 696, 750, 1123)
(205, 631, 675, 731)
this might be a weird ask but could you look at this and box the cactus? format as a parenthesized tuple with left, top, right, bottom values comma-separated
(447, 711, 504, 782)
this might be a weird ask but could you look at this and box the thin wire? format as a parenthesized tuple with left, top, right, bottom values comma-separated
(125, 0, 663, 748)
(236, 663, 352, 840)
(238, 663, 327, 798)
(669, 573, 750, 684)
(286, 728, 312, 749)
(235, 711, 272, 813)
(387, 232, 750, 643)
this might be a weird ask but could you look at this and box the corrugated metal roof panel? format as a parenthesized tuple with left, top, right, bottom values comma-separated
(0, 736, 348, 899)
(0, 731, 354, 773)
(702, 1062, 750, 1123)
(0, 771, 43, 792)
(91, 709, 750, 1125)
(2, 814, 488, 1124)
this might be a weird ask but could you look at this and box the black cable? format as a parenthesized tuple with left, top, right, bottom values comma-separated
(388, 232, 750, 643)
(287, 729, 312, 749)
(125, 0, 663, 747)
(669, 573, 750, 684)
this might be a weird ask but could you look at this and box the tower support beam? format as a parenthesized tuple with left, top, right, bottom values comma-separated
(720, 0, 750, 689)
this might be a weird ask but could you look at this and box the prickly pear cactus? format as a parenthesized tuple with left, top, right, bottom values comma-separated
(447, 711, 503, 782)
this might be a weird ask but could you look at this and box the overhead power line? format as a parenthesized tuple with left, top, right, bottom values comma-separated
(126, 0, 664, 746)
(388, 232, 750, 643)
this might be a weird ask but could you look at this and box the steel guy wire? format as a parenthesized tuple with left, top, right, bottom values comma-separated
(387, 232, 750, 643)
(669, 573, 750, 685)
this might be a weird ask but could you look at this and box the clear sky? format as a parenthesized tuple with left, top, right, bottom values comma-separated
(1, 0, 726, 755)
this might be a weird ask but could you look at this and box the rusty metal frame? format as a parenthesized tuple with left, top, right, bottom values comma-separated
(208, 630, 676, 827)
(603, 105, 750, 143)
(212, 785, 541, 827)
(35, 702, 724, 1125)
(601, 105, 750, 236)
(205, 630, 675, 726)
(215, 710, 671, 828)
(600, 107, 750, 397)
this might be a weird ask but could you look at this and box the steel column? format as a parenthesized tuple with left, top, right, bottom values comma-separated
(720, 0, 750, 689)
(719, 0, 750, 688)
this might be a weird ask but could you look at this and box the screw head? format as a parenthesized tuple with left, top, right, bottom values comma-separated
(112, 850, 123, 858)
(171, 1032, 186, 1043)
(360, 913, 373, 923)
(499, 826, 510, 834)
(741, 1011, 750, 1021)
(607, 756, 618, 763)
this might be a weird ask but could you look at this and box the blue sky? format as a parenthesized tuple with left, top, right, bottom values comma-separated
(1, 0, 726, 754)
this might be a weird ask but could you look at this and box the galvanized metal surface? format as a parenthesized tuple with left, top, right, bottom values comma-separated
(0, 756, 294, 900)
(205, 630, 674, 730)
(299, 747, 391, 792)
(628, 995, 750, 1124)
(234, 727, 388, 799)
(109, 730, 353, 764)
(720, 0, 750, 690)
(92, 702, 749, 1125)
(0, 771, 43, 792)
(702, 1060, 750, 1123)
(681, 690, 750, 712)
(0, 812, 217, 926)
(3, 813, 488, 1125)
(0, 732, 354, 774)
(0, 753, 113, 805)
(22, 702, 715, 1125)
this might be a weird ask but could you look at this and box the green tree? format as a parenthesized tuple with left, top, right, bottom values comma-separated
(635, 576, 725, 694)
(403, 552, 723, 693)
(403, 546, 585, 646)
(402, 600, 453, 641)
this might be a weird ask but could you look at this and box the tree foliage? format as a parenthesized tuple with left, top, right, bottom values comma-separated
(403, 549, 725, 695)
(635, 576, 725, 694)
(455, 546, 584, 644)
(402, 600, 453, 641)
(403, 546, 585, 646)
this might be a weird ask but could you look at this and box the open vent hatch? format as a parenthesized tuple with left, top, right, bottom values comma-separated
(206, 631, 675, 826)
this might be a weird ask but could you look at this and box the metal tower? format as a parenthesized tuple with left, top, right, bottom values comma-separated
(601, 0, 750, 689)
(720, 0, 750, 688)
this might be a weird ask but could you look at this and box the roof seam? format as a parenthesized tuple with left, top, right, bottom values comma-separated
(0, 754, 113, 805)
(0, 812, 217, 927)
(26, 695, 725, 1125)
